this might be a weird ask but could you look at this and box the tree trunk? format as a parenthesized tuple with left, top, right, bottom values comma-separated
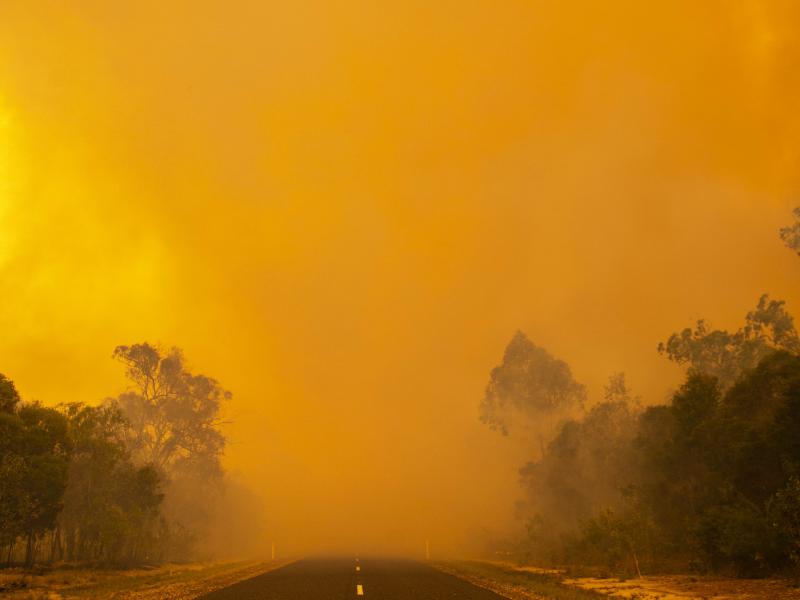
(76, 530, 85, 562)
(6, 540, 14, 567)
(50, 527, 61, 563)
(24, 531, 34, 568)
(632, 550, 642, 578)
(65, 527, 75, 562)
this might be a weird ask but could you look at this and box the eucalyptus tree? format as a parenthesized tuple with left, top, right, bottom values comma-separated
(658, 294, 800, 389)
(480, 331, 585, 453)
(110, 343, 231, 559)
(0, 380, 70, 567)
(111, 343, 230, 478)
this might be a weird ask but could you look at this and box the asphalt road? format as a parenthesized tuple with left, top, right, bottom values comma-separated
(198, 557, 505, 600)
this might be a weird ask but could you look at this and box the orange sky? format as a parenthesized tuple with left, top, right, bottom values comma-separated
(1, 1, 799, 556)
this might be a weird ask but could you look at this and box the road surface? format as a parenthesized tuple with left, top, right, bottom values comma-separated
(198, 557, 505, 600)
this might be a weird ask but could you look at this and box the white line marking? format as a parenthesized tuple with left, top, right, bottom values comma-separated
(356, 583, 364, 595)
(356, 565, 361, 571)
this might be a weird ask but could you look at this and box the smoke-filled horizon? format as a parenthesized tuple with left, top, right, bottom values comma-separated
(1, 1, 800, 557)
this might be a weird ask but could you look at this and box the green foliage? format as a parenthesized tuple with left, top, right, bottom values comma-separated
(780, 206, 800, 256)
(516, 352, 800, 576)
(658, 295, 800, 389)
(480, 331, 586, 436)
(1, 343, 234, 568)
(629, 352, 800, 574)
(571, 508, 646, 574)
(59, 403, 164, 564)
(0, 399, 70, 566)
(520, 395, 639, 527)
(111, 343, 229, 478)
(110, 342, 232, 560)
(0, 373, 20, 414)
(695, 502, 782, 576)
(770, 476, 800, 569)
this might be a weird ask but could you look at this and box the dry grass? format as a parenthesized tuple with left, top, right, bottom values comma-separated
(437, 560, 800, 600)
(564, 574, 800, 599)
(0, 559, 294, 599)
(433, 560, 606, 600)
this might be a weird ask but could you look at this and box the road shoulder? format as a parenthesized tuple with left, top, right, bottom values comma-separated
(432, 560, 800, 600)
(430, 560, 603, 599)
(0, 558, 296, 599)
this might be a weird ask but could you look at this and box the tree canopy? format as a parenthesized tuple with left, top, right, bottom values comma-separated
(1, 343, 234, 568)
(111, 343, 230, 478)
(480, 331, 585, 436)
(658, 294, 800, 389)
(780, 206, 800, 256)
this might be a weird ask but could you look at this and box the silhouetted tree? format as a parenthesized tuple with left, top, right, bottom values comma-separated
(0, 347, 234, 567)
(770, 476, 800, 570)
(629, 352, 800, 574)
(658, 294, 800, 389)
(780, 206, 800, 256)
(59, 403, 163, 564)
(480, 331, 585, 442)
(110, 343, 230, 478)
(0, 394, 70, 567)
(0, 373, 20, 414)
(110, 343, 231, 560)
(520, 375, 639, 534)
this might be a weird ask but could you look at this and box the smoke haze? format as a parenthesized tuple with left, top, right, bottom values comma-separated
(1, 0, 799, 557)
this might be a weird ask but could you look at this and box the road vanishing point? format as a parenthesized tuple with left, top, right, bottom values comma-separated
(198, 557, 505, 599)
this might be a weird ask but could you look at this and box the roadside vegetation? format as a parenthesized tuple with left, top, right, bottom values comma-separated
(437, 560, 800, 600)
(434, 561, 605, 600)
(0, 559, 292, 599)
(0, 344, 258, 568)
(480, 207, 800, 577)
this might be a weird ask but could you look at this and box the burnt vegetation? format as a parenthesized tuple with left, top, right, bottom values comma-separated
(482, 208, 800, 577)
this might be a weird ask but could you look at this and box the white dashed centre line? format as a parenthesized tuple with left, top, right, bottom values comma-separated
(356, 583, 364, 595)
